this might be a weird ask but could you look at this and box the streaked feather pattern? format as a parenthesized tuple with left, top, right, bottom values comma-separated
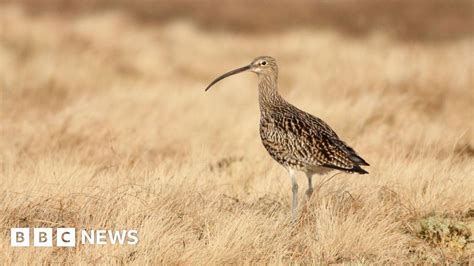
(257, 62, 369, 175)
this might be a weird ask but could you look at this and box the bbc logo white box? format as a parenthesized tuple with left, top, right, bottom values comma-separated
(34, 228, 53, 247)
(10, 227, 137, 247)
(11, 228, 30, 247)
(57, 228, 76, 247)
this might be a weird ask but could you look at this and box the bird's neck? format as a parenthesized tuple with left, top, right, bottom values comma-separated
(257, 74, 284, 113)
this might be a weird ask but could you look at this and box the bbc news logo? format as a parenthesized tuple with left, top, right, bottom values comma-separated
(11, 228, 138, 247)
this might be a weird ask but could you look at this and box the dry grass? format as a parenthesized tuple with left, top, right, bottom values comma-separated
(1, 3, 473, 264)
(8, 0, 474, 41)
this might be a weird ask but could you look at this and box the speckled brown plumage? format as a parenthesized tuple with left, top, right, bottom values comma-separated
(257, 73, 369, 175)
(205, 55, 369, 220)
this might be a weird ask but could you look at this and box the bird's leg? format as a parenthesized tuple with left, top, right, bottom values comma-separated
(305, 172, 313, 198)
(288, 168, 298, 222)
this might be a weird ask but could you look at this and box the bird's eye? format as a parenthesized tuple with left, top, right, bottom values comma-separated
(261, 61, 267, 66)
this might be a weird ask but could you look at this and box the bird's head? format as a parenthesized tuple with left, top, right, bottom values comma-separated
(205, 56, 277, 91)
(249, 56, 277, 75)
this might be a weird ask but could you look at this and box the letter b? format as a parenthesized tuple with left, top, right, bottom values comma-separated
(11, 228, 30, 247)
(34, 228, 53, 247)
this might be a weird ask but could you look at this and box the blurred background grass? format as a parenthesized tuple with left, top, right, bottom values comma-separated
(8, 0, 474, 41)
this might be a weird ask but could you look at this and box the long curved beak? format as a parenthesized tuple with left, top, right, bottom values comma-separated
(205, 65, 251, 91)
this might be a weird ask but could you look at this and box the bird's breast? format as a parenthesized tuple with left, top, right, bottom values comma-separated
(259, 116, 275, 140)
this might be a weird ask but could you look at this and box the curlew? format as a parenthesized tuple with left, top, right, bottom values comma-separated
(205, 56, 369, 220)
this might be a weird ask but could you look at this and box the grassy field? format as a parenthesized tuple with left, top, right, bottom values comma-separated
(1, 2, 473, 264)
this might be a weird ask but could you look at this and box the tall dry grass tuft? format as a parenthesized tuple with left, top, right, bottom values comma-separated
(1, 4, 473, 264)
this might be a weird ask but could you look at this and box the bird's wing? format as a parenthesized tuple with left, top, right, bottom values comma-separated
(278, 108, 369, 174)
